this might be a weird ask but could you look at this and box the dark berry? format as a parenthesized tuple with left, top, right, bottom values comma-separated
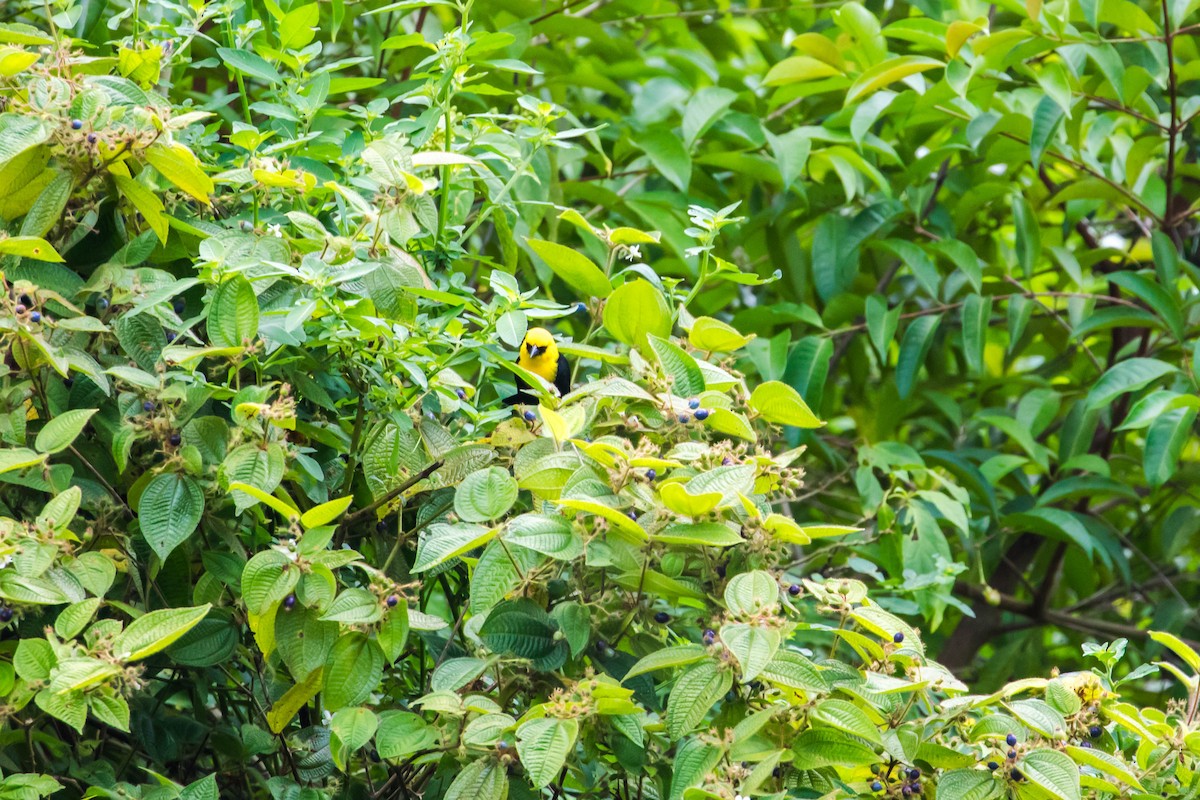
(715, 564, 726, 578)
(63, 377, 73, 388)
(376, 520, 387, 532)
(721, 456, 733, 465)
(0, 607, 11, 622)
(772, 767, 781, 778)
(694, 409, 709, 420)
(18, 295, 31, 306)
(702, 629, 715, 644)
(142, 400, 155, 412)
(678, 414, 689, 423)
(1089, 725, 1102, 738)
(1007, 750, 1016, 760)
(165, 331, 176, 342)
(497, 740, 511, 752)
(646, 469, 657, 480)
(13, 304, 25, 314)
(987, 762, 999, 771)
(654, 611, 670, 624)
(595, 639, 608, 651)
(71, 119, 83, 130)
(283, 594, 296, 609)
(893, 632, 904, 644)
(523, 410, 536, 422)
(688, 398, 699, 409)
(1080, 740, 1092, 749)
(788, 583, 801, 596)
(98, 297, 109, 309)
(908, 769, 920, 780)
(1010, 769, 1022, 781)
(902, 787, 912, 797)
(169, 433, 181, 446)
(627, 510, 637, 520)
(172, 298, 185, 314)
(86, 132, 97, 144)
(575, 302, 586, 313)
(1006, 733, 1018, 747)
(548, 578, 568, 598)
(871, 782, 883, 792)
(911, 783, 921, 794)
(386, 594, 399, 607)
(456, 388, 466, 399)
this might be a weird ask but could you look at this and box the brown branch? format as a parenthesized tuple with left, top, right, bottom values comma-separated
(340, 458, 445, 530)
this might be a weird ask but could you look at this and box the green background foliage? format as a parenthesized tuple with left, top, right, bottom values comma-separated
(0, 0, 1196, 798)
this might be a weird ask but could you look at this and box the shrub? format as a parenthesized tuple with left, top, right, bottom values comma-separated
(0, 4, 1193, 800)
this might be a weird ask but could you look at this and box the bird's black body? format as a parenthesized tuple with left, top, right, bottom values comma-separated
(503, 353, 571, 405)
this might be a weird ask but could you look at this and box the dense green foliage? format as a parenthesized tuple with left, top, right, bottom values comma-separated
(0, 0, 1197, 798)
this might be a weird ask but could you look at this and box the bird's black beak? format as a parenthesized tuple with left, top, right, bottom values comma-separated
(527, 344, 543, 358)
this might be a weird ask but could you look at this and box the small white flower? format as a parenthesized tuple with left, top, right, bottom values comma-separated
(267, 223, 283, 238)
(915, 145, 930, 159)
(0, 555, 11, 569)
(987, 163, 1006, 175)
(623, 245, 641, 262)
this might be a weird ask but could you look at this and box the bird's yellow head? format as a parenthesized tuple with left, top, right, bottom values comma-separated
(518, 327, 560, 381)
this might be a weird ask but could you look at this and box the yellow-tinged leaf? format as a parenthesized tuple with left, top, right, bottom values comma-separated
(0, 47, 38, 76)
(1149, 630, 1200, 674)
(300, 495, 353, 529)
(1026, 0, 1042, 19)
(267, 667, 324, 733)
(789, 33, 844, 68)
(0, 236, 63, 262)
(145, 143, 213, 204)
(558, 498, 647, 542)
(946, 21, 984, 57)
(845, 56, 944, 104)
(113, 174, 168, 243)
(539, 404, 569, 444)
(659, 482, 723, 517)
(227, 481, 299, 520)
(764, 56, 842, 86)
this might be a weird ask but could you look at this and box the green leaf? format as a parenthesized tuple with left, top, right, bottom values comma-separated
(724, 571, 779, 616)
(1145, 407, 1195, 487)
(1086, 358, 1178, 410)
(669, 738, 723, 800)
(691, 316, 756, 352)
(19, 170, 71, 238)
(34, 408, 96, 454)
(323, 633, 384, 710)
(895, 315, 940, 399)
(702, 408, 757, 441)
(720, 623, 780, 682)
(321, 588, 383, 625)
(331, 706, 378, 769)
(1063, 745, 1143, 790)
(666, 659, 731, 739)
(936, 769, 1002, 800)
(279, 3, 319, 50)
(479, 600, 563, 667)
(845, 56, 943, 103)
(111, 604, 212, 662)
(639, 129, 692, 192)
(1003, 508, 1094, 557)
(217, 47, 282, 83)
(444, 759, 509, 800)
(1011, 192, 1040, 277)
(1029, 94, 1064, 168)
(647, 335, 705, 398)
(1021, 748, 1081, 800)
(242, 550, 299, 616)
(1109, 271, 1184, 341)
(624, 645, 711, 680)
(960, 294, 990, 375)
(602, 279, 671, 350)
(454, 467, 518, 523)
(517, 717, 578, 789)
(526, 239, 611, 299)
(790, 728, 879, 768)
(810, 698, 882, 744)
(376, 711, 435, 759)
(749, 380, 823, 428)
(413, 522, 496, 572)
(207, 275, 259, 348)
(0, 235, 63, 261)
(138, 473, 205, 561)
